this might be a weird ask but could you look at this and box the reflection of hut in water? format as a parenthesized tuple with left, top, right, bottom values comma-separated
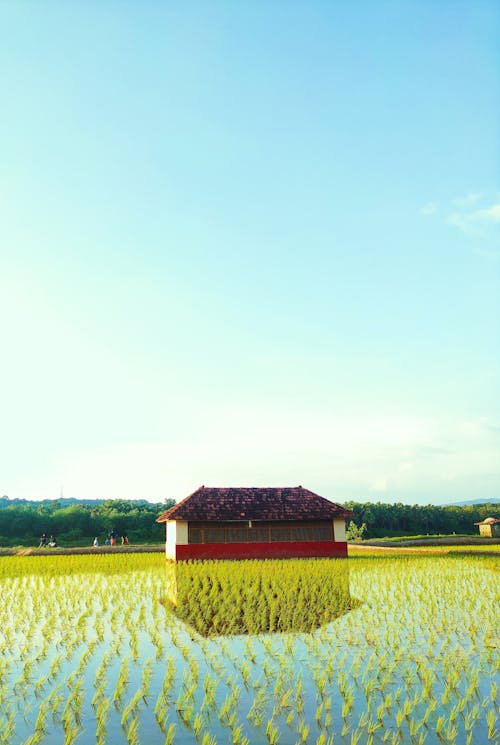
(164, 559, 354, 636)
(474, 517, 500, 537)
(157, 486, 353, 560)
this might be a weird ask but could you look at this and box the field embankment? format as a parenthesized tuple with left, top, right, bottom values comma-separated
(359, 534, 500, 546)
(0, 543, 165, 556)
(349, 536, 500, 557)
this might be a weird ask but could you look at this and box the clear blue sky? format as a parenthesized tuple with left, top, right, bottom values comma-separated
(1, 1, 499, 505)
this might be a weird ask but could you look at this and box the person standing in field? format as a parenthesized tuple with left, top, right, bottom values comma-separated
(39, 533, 47, 547)
(93, 537, 99, 547)
(110, 530, 116, 546)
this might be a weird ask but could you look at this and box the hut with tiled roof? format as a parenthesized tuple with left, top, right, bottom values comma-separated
(156, 485, 353, 560)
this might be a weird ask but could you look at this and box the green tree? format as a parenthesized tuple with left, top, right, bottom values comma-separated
(345, 521, 367, 541)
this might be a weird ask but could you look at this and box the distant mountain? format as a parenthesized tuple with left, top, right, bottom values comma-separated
(447, 498, 500, 507)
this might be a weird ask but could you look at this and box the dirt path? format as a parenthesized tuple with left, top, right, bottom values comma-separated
(0, 545, 165, 556)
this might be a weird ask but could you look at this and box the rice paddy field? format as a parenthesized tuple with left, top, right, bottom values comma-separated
(0, 552, 498, 745)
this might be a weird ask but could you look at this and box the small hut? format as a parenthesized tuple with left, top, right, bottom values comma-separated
(474, 517, 500, 538)
(157, 485, 353, 560)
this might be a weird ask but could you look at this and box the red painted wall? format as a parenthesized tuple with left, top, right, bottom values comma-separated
(175, 540, 348, 560)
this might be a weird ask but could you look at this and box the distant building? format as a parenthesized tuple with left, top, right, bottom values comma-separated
(474, 516, 500, 538)
(157, 485, 353, 560)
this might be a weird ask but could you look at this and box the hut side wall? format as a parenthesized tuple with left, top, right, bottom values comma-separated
(479, 523, 500, 537)
(333, 519, 346, 542)
(166, 520, 188, 557)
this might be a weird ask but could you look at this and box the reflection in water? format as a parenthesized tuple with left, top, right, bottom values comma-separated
(164, 559, 354, 636)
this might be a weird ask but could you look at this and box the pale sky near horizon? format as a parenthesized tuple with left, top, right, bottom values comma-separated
(1, 2, 499, 505)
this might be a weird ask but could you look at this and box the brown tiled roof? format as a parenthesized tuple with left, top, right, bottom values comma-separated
(157, 486, 353, 522)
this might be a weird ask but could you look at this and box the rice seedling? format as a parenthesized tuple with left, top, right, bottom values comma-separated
(486, 709, 498, 740)
(0, 707, 16, 743)
(201, 732, 216, 745)
(125, 715, 140, 745)
(113, 655, 131, 708)
(95, 695, 110, 744)
(121, 689, 143, 729)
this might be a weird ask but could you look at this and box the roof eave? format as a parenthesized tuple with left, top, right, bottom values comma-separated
(158, 511, 354, 522)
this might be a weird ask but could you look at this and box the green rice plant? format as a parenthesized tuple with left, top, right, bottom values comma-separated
(193, 712, 204, 740)
(201, 674, 218, 712)
(277, 686, 293, 714)
(486, 709, 498, 740)
(264, 718, 279, 745)
(315, 703, 324, 727)
(297, 718, 309, 743)
(95, 695, 110, 735)
(350, 727, 363, 745)
(367, 716, 382, 734)
(422, 698, 437, 726)
(121, 688, 143, 728)
(91, 679, 107, 708)
(246, 685, 269, 727)
(31, 700, 49, 737)
(113, 656, 130, 708)
(444, 720, 458, 743)
(286, 709, 296, 728)
(153, 692, 169, 732)
(315, 733, 334, 745)
(357, 710, 369, 730)
(21, 730, 45, 745)
(231, 723, 249, 745)
(201, 732, 216, 745)
(62, 716, 81, 745)
(490, 679, 498, 704)
(435, 714, 446, 739)
(342, 682, 355, 712)
(33, 673, 48, 698)
(376, 703, 385, 723)
(124, 715, 140, 745)
(0, 706, 15, 743)
(218, 686, 241, 728)
(141, 657, 154, 700)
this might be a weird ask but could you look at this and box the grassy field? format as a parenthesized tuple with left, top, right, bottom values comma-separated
(349, 543, 500, 557)
(0, 552, 497, 744)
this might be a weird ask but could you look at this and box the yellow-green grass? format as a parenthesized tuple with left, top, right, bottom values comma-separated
(349, 543, 500, 557)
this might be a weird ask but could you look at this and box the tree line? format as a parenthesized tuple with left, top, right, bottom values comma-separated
(343, 500, 498, 539)
(0, 497, 175, 547)
(0, 496, 497, 546)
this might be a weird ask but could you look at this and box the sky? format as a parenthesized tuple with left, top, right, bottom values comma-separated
(0, 1, 499, 506)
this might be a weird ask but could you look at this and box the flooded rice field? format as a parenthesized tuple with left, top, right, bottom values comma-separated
(0, 553, 497, 744)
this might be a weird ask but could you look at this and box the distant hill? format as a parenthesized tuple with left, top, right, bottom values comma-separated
(447, 498, 500, 507)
